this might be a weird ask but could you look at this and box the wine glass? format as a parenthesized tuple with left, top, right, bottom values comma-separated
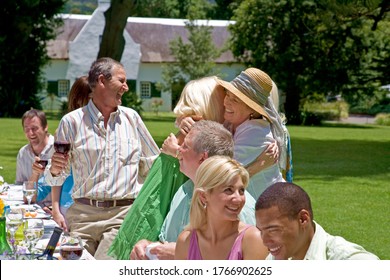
(54, 140, 71, 178)
(37, 156, 49, 169)
(59, 233, 83, 260)
(23, 219, 44, 259)
(5, 208, 24, 254)
(23, 181, 37, 213)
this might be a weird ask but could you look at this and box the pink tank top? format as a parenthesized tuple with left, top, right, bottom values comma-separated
(187, 225, 253, 260)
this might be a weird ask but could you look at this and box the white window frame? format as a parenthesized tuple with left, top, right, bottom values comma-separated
(58, 80, 70, 98)
(140, 82, 151, 99)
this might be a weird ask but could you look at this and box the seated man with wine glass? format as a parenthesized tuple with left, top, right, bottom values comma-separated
(16, 109, 55, 210)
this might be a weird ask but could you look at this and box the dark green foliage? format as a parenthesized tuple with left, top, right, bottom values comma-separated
(0, 0, 66, 117)
(62, 0, 97, 14)
(211, 0, 241, 19)
(121, 91, 144, 116)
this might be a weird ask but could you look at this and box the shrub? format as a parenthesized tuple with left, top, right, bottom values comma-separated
(300, 110, 323, 126)
(122, 91, 144, 116)
(150, 98, 164, 116)
(375, 113, 390, 126)
(300, 100, 349, 125)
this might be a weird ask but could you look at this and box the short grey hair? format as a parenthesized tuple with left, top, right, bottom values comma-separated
(88, 57, 124, 90)
(190, 120, 234, 158)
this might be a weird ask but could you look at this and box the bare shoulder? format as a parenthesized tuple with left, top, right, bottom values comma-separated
(243, 225, 262, 241)
(241, 225, 268, 260)
(175, 229, 192, 260)
(177, 229, 192, 243)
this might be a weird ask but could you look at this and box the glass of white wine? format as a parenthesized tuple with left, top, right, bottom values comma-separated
(5, 208, 24, 255)
(23, 181, 37, 213)
(24, 219, 44, 259)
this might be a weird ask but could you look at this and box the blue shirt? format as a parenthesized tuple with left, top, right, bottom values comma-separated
(37, 173, 73, 208)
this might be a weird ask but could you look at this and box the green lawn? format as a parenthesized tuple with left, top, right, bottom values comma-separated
(0, 113, 389, 259)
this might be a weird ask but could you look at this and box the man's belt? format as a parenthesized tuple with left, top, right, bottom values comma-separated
(75, 198, 135, 208)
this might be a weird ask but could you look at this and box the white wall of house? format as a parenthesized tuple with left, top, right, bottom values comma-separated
(43, 60, 69, 80)
(216, 63, 246, 81)
(137, 63, 245, 112)
(137, 63, 171, 111)
(41, 60, 245, 112)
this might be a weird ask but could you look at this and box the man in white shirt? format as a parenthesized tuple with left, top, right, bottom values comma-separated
(255, 182, 379, 260)
(16, 109, 54, 205)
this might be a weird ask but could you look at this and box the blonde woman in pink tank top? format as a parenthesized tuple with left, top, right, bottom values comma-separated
(175, 156, 268, 260)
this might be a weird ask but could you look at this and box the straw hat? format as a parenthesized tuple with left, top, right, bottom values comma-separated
(217, 68, 272, 122)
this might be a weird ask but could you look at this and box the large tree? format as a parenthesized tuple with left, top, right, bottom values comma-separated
(0, 0, 66, 117)
(229, 0, 389, 123)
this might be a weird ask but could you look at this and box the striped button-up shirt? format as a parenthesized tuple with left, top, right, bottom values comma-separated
(45, 100, 159, 200)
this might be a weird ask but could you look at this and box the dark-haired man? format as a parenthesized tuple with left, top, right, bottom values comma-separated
(255, 182, 379, 260)
(16, 109, 54, 207)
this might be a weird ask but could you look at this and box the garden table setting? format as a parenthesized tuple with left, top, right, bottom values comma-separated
(0, 182, 94, 260)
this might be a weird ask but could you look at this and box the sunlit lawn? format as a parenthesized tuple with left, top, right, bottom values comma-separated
(0, 112, 389, 259)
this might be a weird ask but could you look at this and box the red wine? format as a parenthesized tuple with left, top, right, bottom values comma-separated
(60, 246, 83, 260)
(38, 160, 48, 168)
(54, 141, 71, 154)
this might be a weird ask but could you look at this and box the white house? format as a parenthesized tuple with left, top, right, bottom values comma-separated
(42, 0, 245, 112)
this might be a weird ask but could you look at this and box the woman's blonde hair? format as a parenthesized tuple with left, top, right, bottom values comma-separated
(189, 156, 249, 229)
(173, 76, 225, 123)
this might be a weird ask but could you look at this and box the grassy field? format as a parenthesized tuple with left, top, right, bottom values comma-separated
(0, 112, 389, 259)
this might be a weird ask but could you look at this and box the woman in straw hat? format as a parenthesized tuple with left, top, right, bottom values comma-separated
(175, 155, 268, 260)
(216, 67, 291, 200)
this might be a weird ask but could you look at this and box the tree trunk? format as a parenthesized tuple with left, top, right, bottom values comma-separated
(284, 85, 301, 125)
(97, 0, 136, 60)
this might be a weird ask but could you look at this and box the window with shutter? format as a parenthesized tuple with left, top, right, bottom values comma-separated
(47, 81, 58, 95)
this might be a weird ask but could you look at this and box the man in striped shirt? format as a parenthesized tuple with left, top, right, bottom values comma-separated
(45, 57, 159, 259)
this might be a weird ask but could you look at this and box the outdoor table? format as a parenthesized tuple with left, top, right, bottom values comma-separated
(1, 183, 94, 260)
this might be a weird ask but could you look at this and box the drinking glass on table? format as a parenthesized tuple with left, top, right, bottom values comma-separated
(5, 208, 24, 254)
(24, 219, 44, 258)
(53, 140, 71, 178)
(23, 181, 37, 213)
(59, 233, 83, 260)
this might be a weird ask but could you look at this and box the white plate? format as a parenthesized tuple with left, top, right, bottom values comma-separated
(24, 212, 51, 219)
(35, 238, 60, 252)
